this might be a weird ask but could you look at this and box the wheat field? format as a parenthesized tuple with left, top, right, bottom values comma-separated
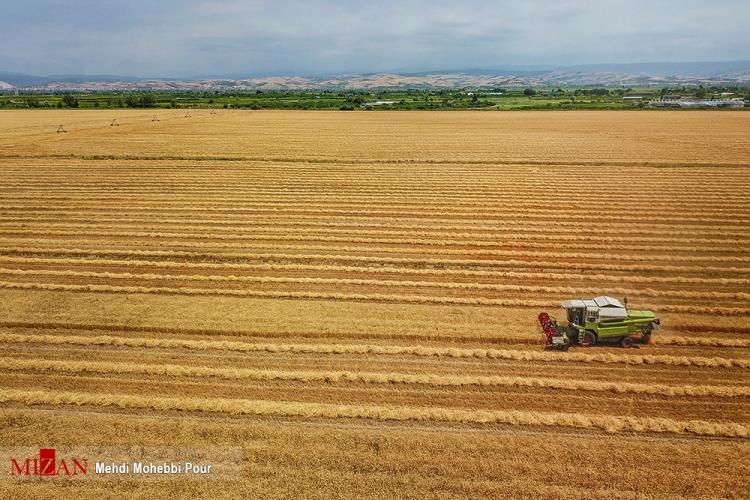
(1, 109, 749, 498)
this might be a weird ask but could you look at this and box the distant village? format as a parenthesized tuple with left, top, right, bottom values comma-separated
(647, 93, 745, 108)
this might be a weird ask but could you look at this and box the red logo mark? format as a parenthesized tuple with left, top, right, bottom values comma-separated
(10, 448, 88, 477)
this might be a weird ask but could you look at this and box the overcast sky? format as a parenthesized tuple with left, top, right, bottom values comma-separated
(1, 0, 747, 77)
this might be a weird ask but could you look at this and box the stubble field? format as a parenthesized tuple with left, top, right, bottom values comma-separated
(0, 110, 749, 498)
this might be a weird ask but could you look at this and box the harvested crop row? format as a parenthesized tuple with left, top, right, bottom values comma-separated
(5, 210, 746, 239)
(6, 174, 748, 192)
(4, 171, 745, 187)
(1, 280, 750, 315)
(6, 156, 750, 169)
(9, 344, 750, 384)
(6, 195, 749, 220)
(4, 223, 749, 254)
(7, 169, 746, 182)
(4, 238, 748, 277)
(0, 388, 746, 437)
(3, 246, 749, 275)
(5, 216, 750, 245)
(8, 189, 748, 210)
(652, 336, 750, 348)
(2, 268, 748, 302)
(10, 184, 744, 200)
(0, 279, 556, 307)
(14, 227, 750, 256)
(4, 256, 749, 286)
(6, 161, 745, 175)
(6, 172, 747, 189)
(6, 320, 747, 351)
(9, 182, 747, 204)
(5, 192, 748, 216)
(4, 236, 749, 265)
(1, 333, 747, 368)
(0, 319, 534, 346)
(4, 357, 748, 398)
(2, 203, 746, 226)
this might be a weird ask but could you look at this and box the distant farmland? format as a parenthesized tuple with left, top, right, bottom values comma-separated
(0, 110, 749, 497)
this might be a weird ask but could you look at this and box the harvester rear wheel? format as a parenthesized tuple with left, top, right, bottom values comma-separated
(620, 337, 634, 348)
(581, 331, 596, 347)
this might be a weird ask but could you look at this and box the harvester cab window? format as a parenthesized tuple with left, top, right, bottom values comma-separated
(567, 308, 584, 326)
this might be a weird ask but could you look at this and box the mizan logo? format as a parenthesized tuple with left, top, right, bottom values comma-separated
(10, 448, 88, 477)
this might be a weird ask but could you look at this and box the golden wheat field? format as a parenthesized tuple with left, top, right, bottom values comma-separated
(0, 109, 749, 498)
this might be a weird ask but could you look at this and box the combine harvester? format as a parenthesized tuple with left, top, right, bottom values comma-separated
(539, 296, 659, 351)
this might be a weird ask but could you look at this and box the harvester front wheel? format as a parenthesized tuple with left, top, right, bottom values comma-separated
(620, 337, 634, 348)
(581, 331, 596, 347)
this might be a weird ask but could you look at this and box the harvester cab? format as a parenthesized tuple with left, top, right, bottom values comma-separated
(540, 296, 660, 351)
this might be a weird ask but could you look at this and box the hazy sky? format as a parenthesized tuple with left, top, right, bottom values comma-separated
(1, 0, 747, 77)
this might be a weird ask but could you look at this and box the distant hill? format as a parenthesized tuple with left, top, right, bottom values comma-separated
(2, 61, 749, 90)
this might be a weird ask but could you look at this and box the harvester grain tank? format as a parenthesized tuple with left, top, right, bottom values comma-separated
(540, 296, 659, 350)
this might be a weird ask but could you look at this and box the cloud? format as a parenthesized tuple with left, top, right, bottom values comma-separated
(0, 0, 747, 76)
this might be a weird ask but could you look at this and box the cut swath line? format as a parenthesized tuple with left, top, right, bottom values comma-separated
(0, 388, 746, 437)
(0, 333, 747, 368)
(1, 267, 749, 302)
(4, 357, 749, 398)
(1, 256, 750, 286)
(2, 200, 748, 224)
(1, 204, 746, 226)
(2, 238, 749, 265)
(3, 212, 746, 240)
(3, 153, 749, 167)
(2, 195, 747, 217)
(2, 280, 750, 315)
(2, 224, 749, 255)
(3, 216, 750, 246)
(1, 321, 746, 347)
(1, 280, 750, 315)
(2, 248, 748, 276)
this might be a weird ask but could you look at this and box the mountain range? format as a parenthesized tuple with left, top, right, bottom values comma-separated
(2, 61, 749, 90)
